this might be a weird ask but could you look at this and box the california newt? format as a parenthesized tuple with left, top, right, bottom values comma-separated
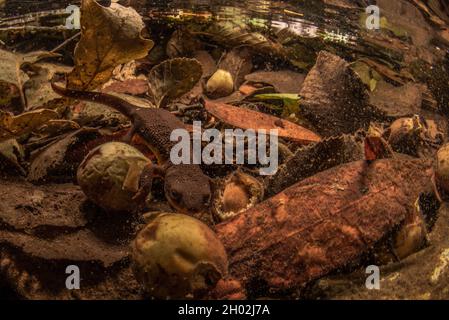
(51, 82, 212, 214)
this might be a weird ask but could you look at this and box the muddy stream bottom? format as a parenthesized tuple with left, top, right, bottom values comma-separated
(0, 0, 449, 300)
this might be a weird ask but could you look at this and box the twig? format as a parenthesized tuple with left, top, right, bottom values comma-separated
(51, 31, 81, 53)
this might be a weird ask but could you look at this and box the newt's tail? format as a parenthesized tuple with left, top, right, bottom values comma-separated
(51, 80, 136, 119)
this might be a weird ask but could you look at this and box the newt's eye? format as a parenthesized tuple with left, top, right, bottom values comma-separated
(170, 190, 182, 201)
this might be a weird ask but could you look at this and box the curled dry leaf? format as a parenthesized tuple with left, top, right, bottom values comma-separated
(23, 62, 73, 110)
(67, 0, 154, 91)
(204, 99, 321, 144)
(36, 120, 81, 136)
(216, 159, 434, 296)
(0, 109, 59, 142)
(28, 128, 102, 183)
(148, 58, 203, 108)
(0, 49, 61, 110)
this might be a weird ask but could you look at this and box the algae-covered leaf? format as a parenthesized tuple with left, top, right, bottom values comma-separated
(253, 93, 301, 116)
(0, 109, 59, 141)
(204, 99, 320, 144)
(67, 0, 154, 91)
(350, 60, 382, 92)
(358, 57, 413, 86)
(148, 58, 203, 108)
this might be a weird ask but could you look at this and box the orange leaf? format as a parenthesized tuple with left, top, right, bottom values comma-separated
(204, 99, 321, 144)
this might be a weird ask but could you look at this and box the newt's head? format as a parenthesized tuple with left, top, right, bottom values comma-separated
(164, 164, 212, 214)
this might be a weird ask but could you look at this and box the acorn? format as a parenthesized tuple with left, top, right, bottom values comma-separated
(77, 142, 152, 212)
(206, 69, 234, 98)
(374, 198, 428, 265)
(212, 171, 264, 222)
(131, 213, 228, 299)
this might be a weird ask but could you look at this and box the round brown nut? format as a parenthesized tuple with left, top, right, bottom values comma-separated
(212, 171, 264, 222)
(132, 213, 228, 299)
(77, 142, 152, 212)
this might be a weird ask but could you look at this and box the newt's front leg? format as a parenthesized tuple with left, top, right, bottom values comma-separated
(133, 163, 166, 207)
(122, 125, 137, 143)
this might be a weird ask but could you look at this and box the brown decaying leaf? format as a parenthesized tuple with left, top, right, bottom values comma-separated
(0, 49, 61, 110)
(299, 51, 381, 137)
(245, 70, 306, 93)
(0, 109, 59, 142)
(204, 100, 321, 144)
(23, 62, 73, 110)
(216, 159, 434, 296)
(358, 57, 413, 86)
(265, 134, 364, 197)
(369, 81, 425, 117)
(67, 0, 154, 91)
(103, 78, 149, 95)
(36, 119, 81, 136)
(28, 128, 102, 183)
(148, 58, 203, 108)
(195, 21, 287, 59)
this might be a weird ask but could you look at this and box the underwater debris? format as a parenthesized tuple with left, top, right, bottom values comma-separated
(67, 0, 153, 91)
(206, 47, 253, 99)
(212, 170, 264, 222)
(1, 0, 449, 301)
(148, 58, 203, 108)
(204, 99, 321, 144)
(299, 51, 383, 137)
(0, 179, 141, 300)
(132, 213, 228, 299)
(216, 159, 434, 297)
(28, 128, 102, 183)
(265, 133, 365, 197)
(436, 143, 449, 196)
(77, 142, 152, 212)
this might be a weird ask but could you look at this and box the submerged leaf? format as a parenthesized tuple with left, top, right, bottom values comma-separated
(0, 49, 60, 110)
(23, 62, 72, 110)
(204, 99, 320, 144)
(217, 159, 434, 295)
(350, 60, 382, 92)
(191, 20, 287, 59)
(148, 58, 203, 108)
(253, 93, 301, 117)
(0, 139, 25, 175)
(245, 70, 305, 93)
(67, 0, 154, 91)
(0, 109, 59, 142)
